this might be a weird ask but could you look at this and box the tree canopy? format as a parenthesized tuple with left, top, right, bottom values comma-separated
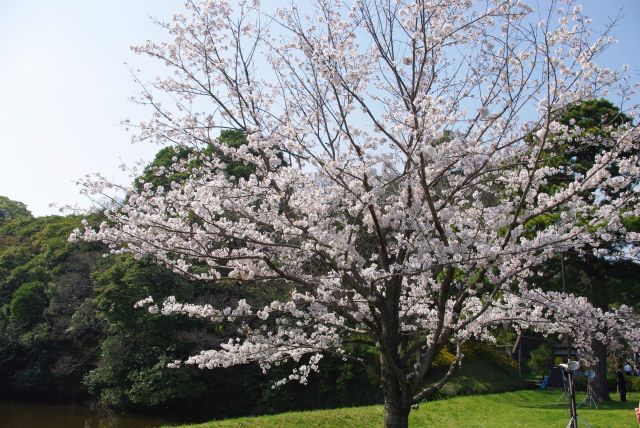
(0, 196, 31, 224)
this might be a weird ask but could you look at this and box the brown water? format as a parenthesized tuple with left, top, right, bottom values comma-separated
(0, 401, 176, 428)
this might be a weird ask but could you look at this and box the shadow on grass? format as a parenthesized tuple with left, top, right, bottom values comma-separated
(520, 398, 637, 411)
(519, 404, 572, 410)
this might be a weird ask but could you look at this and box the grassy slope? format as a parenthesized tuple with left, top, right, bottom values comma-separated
(173, 390, 639, 428)
(437, 356, 524, 397)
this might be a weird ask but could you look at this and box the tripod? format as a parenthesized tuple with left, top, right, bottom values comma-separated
(563, 365, 593, 428)
(565, 415, 594, 428)
(556, 372, 568, 402)
(577, 383, 598, 409)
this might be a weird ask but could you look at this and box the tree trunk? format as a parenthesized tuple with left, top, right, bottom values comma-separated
(380, 356, 411, 428)
(579, 255, 611, 402)
(591, 339, 611, 403)
(384, 397, 410, 428)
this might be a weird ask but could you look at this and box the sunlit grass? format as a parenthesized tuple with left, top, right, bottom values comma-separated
(172, 389, 639, 427)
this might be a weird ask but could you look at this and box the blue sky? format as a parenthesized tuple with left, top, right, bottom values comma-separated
(1, 0, 639, 216)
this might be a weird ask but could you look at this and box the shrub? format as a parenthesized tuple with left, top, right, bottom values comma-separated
(527, 343, 553, 377)
(9, 281, 48, 328)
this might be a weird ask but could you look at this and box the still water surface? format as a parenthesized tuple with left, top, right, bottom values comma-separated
(0, 401, 176, 428)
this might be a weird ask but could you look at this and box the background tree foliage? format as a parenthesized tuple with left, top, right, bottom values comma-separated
(438, 100, 640, 399)
(0, 196, 30, 224)
(525, 99, 640, 402)
(0, 209, 102, 399)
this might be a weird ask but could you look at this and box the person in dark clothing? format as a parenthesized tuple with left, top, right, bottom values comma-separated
(617, 365, 628, 402)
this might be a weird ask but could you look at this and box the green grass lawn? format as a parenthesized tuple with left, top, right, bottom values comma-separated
(171, 389, 639, 427)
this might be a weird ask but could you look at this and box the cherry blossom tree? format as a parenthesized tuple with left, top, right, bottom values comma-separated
(74, 0, 640, 426)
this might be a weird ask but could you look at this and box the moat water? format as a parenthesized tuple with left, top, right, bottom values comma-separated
(0, 401, 175, 428)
